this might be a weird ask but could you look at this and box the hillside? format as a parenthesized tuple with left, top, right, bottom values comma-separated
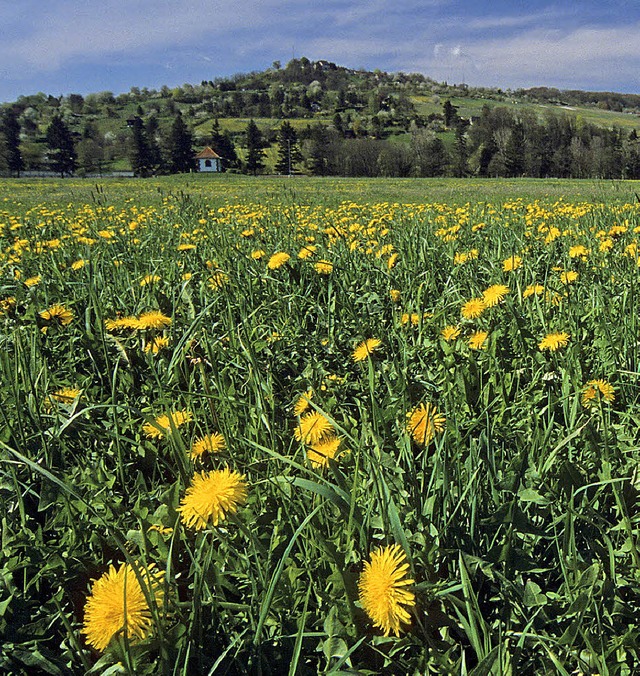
(1, 58, 639, 178)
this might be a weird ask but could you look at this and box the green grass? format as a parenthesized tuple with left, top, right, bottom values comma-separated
(2, 178, 640, 673)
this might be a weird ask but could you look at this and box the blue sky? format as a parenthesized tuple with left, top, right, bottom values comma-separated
(1, 0, 639, 103)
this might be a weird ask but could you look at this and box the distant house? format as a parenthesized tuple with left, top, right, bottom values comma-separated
(195, 146, 222, 172)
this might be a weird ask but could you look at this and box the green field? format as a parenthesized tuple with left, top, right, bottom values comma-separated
(4, 174, 640, 208)
(2, 176, 640, 674)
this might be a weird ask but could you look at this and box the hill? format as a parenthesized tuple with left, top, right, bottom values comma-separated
(1, 57, 639, 178)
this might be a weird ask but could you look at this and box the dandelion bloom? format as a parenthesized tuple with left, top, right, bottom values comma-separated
(538, 332, 570, 352)
(144, 336, 169, 354)
(406, 402, 445, 446)
(358, 544, 415, 637)
(190, 432, 226, 460)
(298, 245, 316, 260)
(208, 270, 229, 289)
(135, 311, 172, 331)
(502, 256, 522, 272)
(143, 410, 193, 438)
(293, 389, 313, 417)
(251, 249, 266, 260)
(71, 259, 87, 270)
(352, 338, 382, 362)
(461, 298, 485, 320)
(389, 289, 401, 303)
(24, 275, 41, 288)
(39, 304, 73, 326)
(559, 270, 578, 285)
(468, 330, 489, 350)
(267, 252, 290, 270)
(581, 379, 615, 407)
(441, 325, 461, 342)
(307, 434, 342, 469)
(294, 410, 334, 444)
(177, 243, 196, 252)
(0, 296, 16, 316)
(314, 260, 334, 275)
(50, 387, 82, 404)
(140, 274, 161, 287)
(569, 245, 589, 259)
(387, 253, 399, 270)
(523, 284, 545, 299)
(104, 316, 139, 332)
(482, 284, 509, 308)
(81, 562, 164, 652)
(178, 468, 248, 530)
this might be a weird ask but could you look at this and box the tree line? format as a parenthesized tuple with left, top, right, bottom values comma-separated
(2, 101, 640, 179)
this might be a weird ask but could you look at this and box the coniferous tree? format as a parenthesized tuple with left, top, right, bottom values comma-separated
(452, 124, 469, 177)
(129, 116, 153, 177)
(45, 115, 77, 177)
(145, 116, 163, 173)
(244, 119, 265, 174)
(209, 119, 239, 172)
(1, 109, 23, 176)
(275, 121, 302, 175)
(168, 113, 194, 173)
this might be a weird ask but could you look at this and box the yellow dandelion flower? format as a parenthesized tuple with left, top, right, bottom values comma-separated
(441, 325, 461, 342)
(208, 270, 229, 289)
(581, 379, 615, 407)
(143, 410, 193, 438)
(71, 259, 86, 270)
(358, 544, 415, 637)
(50, 387, 82, 404)
(0, 296, 16, 316)
(482, 284, 509, 308)
(140, 274, 161, 287)
(307, 434, 342, 469)
(293, 389, 313, 417)
(104, 316, 139, 332)
(569, 245, 589, 259)
(190, 432, 226, 460)
(461, 298, 486, 320)
(294, 410, 334, 444)
(387, 253, 399, 270)
(298, 245, 316, 259)
(144, 336, 169, 354)
(502, 256, 522, 272)
(177, 243, 196, 251)
(267, 252, 290, 270)
(24, 275, 41, 288)
(251, 249, 266, 260)
(81, 562, 164, 653)
(135, 311, 172, 331)
(468, 330, 489, 350)
(523, 284, 545, 298)
(352, 338, 382, 362)
(39, 304, 73, 326)
(389, 289, 401, 303)
(538, 332, 570, 352)
(314, 260, 333, 275)
(178, 468, 248, 530)
(406, 402, 445, 446)
(559, 270, 578, 284)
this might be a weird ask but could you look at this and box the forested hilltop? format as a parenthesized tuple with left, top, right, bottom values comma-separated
(1, 57, 640, 178)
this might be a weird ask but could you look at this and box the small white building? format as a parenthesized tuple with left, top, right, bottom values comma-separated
(195, 147, 222, 172)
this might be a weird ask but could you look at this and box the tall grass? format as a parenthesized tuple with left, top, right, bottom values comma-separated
(1, 181, 640, 674)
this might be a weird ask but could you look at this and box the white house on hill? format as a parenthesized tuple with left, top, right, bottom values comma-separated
(195, 147, 222, 172)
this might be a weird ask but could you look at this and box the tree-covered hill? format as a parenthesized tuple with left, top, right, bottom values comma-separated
(1, 57, 639, 178)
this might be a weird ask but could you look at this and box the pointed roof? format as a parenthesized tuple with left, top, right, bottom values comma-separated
(195, 146, 221, 159)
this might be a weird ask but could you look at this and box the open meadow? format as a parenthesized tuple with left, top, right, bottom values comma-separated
(2, 175, 640, 674)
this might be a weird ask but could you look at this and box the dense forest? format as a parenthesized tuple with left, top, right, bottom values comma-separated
(1, 57, 639, 179)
